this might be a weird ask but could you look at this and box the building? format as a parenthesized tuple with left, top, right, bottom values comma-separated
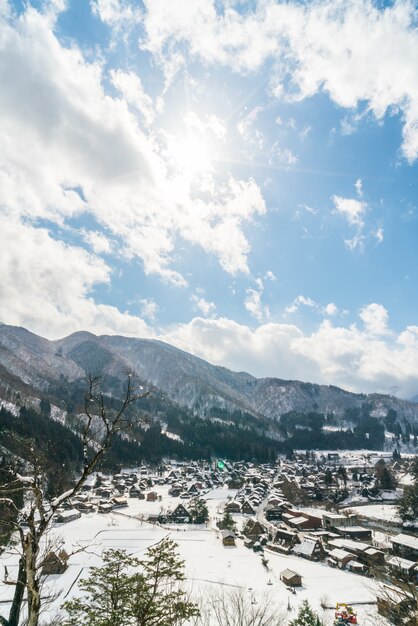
(293, 538, 324, 561)
(390, 534, 418, 561)
(221, 530, 236, 546)
(280, 569, 302, 587)
(41, 550, 69, 576)
(55, 509, 81, 524)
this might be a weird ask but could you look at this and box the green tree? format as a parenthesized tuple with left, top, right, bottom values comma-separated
(324, 468, 333, 488)
(337, 466, 348, 486)
(0, 375, 149, 626)
(219, 510, 235, 531)
(397, 458, 418, 522)
(289, 600, 323, 626)
(189, 498, 209, 524)
(63, 538, 199, 626)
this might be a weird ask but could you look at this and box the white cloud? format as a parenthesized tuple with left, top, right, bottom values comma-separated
(332, 195, 366, 228)
(286, 294, 317, 314)
(0, 217, 151, 338)
(244, 277, 271, 322)
(81, 230, 112, 255)
(359, 303, 389, 335)
(91, 0, 142, 28)
(142, 0, 418, 162)
(191, 293, 216, 317)
(269, 143, 298, 166)
(162, 309, 418, 399)
(264, 270, 276, 281)
(373, 226, 384, 243)
(324, 302, 338, 316)
(355, 178, 363, 197)
(139, 298, 159, 322)
(110, 69, 155, 126)
(0, 4, 264, 288)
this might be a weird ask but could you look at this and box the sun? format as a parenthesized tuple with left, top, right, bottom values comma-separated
(172, 135, 213, 178)
(164, 111, 223, 181)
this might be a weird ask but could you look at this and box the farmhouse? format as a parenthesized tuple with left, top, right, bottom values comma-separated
(41, 550, 69, 576)
(55, 509, 81, 524)
(390, 533, 418, 561)
(280, 569, 302, 587)
(221, 530, 236, 546)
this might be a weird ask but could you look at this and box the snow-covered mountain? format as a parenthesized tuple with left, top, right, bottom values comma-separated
(1, 323, 418, 430)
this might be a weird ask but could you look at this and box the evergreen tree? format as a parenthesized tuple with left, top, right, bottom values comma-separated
(289, 600, 323, 626)
(189, 498, 209, 524)
(337, 466, 348, 486)
(397, 458, 418, 522)
(218, 510, 235, 530)
(324, 468, 333, 488)
(375, 460, 396, 490)
(63, 539, 199, 626)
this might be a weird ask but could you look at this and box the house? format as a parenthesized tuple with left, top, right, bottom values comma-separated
(387, 556, 418, 582)
(41, 549, 69, 576)
(274, 528, 300, 552)
(225, 501, 241, 513)
(390, 533, 418, 561)
(322, 512, 357, 530)
(146, 491, 158, 502)
(346, 560, 368, 575)
(112, 497, 128, 509)
(335, 525, 372, 540)
(129, 485, 144, 499)
(241, 501, 256, 515)
(55, 509, 81, 524)
(265, 505, 283, 521)
(170, 504, 192, 524)
(244, 518, 265, 539)
(98, 502, 113, 514)
(327, 548, 356, 569)
(221, 530, 236, 546)
(293, 538, 324, 561)
(280, 569, 302, 587)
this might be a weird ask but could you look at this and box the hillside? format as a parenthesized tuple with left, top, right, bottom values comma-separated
(0, 323, 417, 465)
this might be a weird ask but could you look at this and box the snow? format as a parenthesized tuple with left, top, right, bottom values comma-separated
(0, 486, 388, 626)
(0, 399, 19, 416)
(345, 504, 401, 524)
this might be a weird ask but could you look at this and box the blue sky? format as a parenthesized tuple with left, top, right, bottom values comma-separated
(1, 0, 418, 397)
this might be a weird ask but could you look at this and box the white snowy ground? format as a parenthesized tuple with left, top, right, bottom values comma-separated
(0, 487, 387, 626)
(344, 504, 401, 524)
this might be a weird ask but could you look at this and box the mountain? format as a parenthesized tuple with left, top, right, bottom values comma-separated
(0, 323, 417, 463)
(1, 323, 417, 423)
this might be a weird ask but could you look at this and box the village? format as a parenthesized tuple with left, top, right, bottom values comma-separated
(10, 449, 411, 626)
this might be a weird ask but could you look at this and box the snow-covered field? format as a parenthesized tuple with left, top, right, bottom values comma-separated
(344, 503, 401, 524)
(0, 487, 386, 626)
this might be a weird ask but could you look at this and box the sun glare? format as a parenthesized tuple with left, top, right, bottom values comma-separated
(170, 134, 213, 179)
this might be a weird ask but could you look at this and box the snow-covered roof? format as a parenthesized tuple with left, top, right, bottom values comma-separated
(387, 556, 418, 571)
(391, 533, 418, 550)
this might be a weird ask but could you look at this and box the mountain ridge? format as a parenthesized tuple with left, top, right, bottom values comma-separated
(0, 323, 417, 431)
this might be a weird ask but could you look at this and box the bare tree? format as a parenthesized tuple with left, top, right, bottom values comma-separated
(195, 587, 284, 626)
(0, 375, 149, 626)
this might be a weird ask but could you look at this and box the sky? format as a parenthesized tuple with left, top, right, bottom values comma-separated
(1, 0, 418, 398)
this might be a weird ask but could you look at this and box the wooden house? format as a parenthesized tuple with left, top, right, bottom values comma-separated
(221, 530, 236, 546)
(41, 549, 69, 576)
(243, 519, 265, 541)
(293, 538, 325, 561)
(280, 569, 302, 587)
(225, 501, 241, 513)
(241, 501, 256, 515)
(170, 504, 192, 524)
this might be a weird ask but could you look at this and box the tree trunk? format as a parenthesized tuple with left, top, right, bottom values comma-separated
(7, 557, 27, 626)
(25, 537, 41, 626)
